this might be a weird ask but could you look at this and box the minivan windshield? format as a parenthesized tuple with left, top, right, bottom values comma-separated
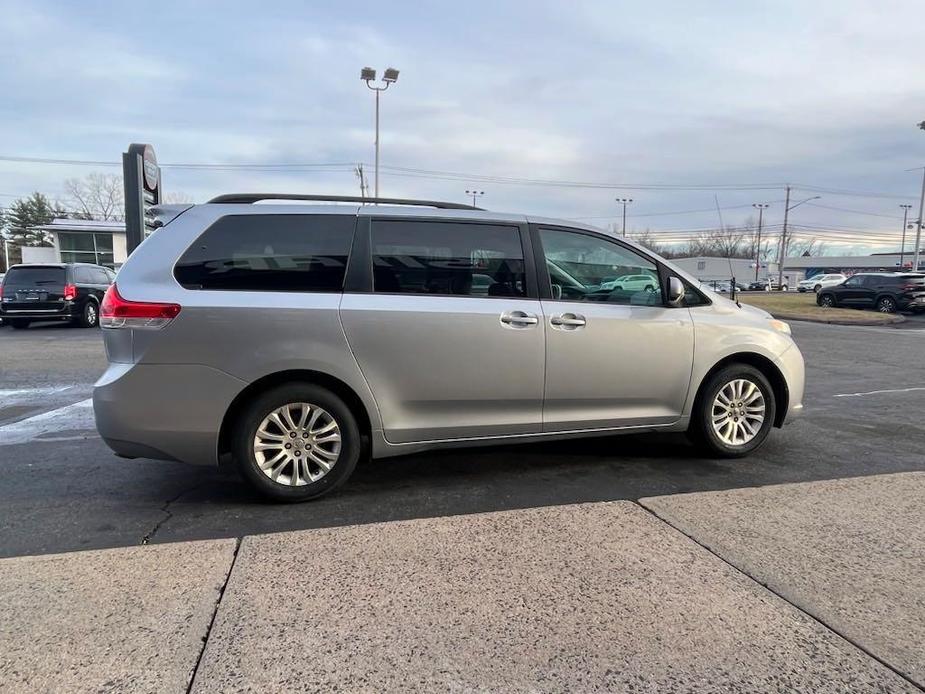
(3, 266, 65, 287)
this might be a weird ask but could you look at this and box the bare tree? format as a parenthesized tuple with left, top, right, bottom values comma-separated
(786, 236, 827, 257)
(63, 173, 124, 221)
(631, 229, 665, 255)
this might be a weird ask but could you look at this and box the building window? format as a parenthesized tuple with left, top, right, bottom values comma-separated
(697, 261, 706, 271)
(58, 232, 116, 268)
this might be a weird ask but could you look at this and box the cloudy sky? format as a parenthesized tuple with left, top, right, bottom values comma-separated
(2, 0, 925, 252)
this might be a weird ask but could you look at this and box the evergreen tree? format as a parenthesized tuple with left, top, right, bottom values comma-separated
(1, 193, 66, 247)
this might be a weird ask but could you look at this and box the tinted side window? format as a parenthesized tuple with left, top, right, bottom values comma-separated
(370, 220, 526, 297)
(73, 267, 92, 283)
(91, 268, 111, 284)
(539, 227, 661, 306)
(174, 215, 355, 292)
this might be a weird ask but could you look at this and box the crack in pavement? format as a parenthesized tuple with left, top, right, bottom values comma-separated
(185, 537, 241, 694)
(634, 501, 925, 693)
(141, 484, 202, 546)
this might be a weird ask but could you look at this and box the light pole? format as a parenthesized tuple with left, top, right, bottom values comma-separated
(777, 186, 821, 287)
(752, 203, 769, 281)
(466, 190, 484, 207)
(361, 66, 400, 198)
(899, 204, 912, 269)
(914, 121, 925, 272)
(616, 198, 633, 236)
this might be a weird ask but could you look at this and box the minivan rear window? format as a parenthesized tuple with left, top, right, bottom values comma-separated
(3, 266, 66, 287)
(174, 215, 355, 292)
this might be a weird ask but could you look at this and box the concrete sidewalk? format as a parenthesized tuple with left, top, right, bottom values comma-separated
(1, 474, 922, 693)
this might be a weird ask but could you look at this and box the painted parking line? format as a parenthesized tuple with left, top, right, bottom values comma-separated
(0, 386, 77, 402)
(0, 399, 96, 446)
(833, 387, 925, 398)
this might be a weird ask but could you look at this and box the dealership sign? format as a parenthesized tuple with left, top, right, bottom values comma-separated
(122, 143, 162, 254)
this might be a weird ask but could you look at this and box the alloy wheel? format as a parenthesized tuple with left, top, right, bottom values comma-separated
(86, 303, 97, 326)
(253, 402, 341, 486)
(711, 379, 765, 447)
(877, 297, 896, 313)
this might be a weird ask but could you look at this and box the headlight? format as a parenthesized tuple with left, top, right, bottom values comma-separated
(768, 318, 791, 335)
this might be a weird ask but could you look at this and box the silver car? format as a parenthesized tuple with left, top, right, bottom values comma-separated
(93, 195, 804, 501)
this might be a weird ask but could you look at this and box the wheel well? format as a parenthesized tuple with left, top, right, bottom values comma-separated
(217, 370, 372, 461)
(693, 353, 789, 428)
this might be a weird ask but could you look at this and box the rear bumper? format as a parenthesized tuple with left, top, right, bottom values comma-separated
(93, 362, 247, 466)
(0, 307, 75, 320)
(774, 343, 805, 425)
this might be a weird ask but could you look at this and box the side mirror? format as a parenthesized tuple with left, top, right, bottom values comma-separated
(667, 277, 685, 307)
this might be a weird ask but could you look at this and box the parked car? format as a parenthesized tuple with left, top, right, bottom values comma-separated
(816, 272, 925, 313)
(600, 273, 658, 292)
(698, 280, 746, 294)
(0, 263, 115, 329)
(746, 280, 768, 291)
(797, 273, 847, 293)
(93, 194, 805, 502)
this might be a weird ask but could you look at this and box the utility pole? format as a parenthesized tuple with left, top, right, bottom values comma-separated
(752, 203, 769, 281)
(777, 187, 821, 287)
(914, 167, 925, 273)
(777, 186, 791, 288)
(354, 164, 369, 199)
(899, 204, 912, 269)
(466, 190, 485, 207)
(616, 198, 633, 236)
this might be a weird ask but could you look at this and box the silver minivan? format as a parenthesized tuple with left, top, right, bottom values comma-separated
(93, 195, 804, 501)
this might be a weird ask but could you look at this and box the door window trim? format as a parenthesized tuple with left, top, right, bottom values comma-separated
(349, 216, 540, 300)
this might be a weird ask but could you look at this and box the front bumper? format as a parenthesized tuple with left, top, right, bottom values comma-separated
(774, 343, 805, 425)
(93, 361, 247, 466)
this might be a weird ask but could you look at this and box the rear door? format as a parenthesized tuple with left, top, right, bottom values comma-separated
(340, 217, 545, 443)
(534, 225, 694, 431)
(1, 265, 67, 313)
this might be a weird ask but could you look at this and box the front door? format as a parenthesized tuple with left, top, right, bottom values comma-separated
(340, 218, 545, 444)
(838, 275, 870, 306)
(535, 226, 694, 432)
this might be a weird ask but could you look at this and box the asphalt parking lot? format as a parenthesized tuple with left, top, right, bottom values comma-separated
(1, 318, 924, 559)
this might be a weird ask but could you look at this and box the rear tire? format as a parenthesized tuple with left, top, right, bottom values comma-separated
(74, 301, 99, 328)
(876, 296, 897, 313)
(813, 284, 822, 293)
(690, 364, 776, 458)
(232, 383, 360, 502)
(8, 319, 30, 330)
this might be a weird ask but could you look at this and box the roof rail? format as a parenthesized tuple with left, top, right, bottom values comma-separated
(207, 193, 482, 210)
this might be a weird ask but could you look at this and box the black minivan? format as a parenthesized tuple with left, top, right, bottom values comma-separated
(0, 263, 115, 329)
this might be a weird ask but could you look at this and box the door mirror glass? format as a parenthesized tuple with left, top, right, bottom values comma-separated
(667, 277, 685, 306)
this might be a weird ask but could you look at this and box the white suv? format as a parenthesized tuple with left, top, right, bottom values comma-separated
(798, 273, 846, 293)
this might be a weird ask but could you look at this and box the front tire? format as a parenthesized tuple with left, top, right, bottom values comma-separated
(818, 293, 836, 308)
(690, 365, 776, 458)
(232, 383, 360, 502)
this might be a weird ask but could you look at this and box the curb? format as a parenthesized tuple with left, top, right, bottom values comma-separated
(769, 311, 906, 326)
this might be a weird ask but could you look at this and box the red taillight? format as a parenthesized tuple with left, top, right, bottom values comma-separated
(63, 283, 77, 301)
(100, 284, 181, 329)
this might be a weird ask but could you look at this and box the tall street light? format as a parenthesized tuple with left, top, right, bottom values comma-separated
(616, 198, 633, 236)
(912, 121, 925, 272)
(466, 190, 485, 207)
(899, 204, 912, 269)
(752, 203, 769, 281)
(361, 66, 400, 198)
(777, 186, 821, 287)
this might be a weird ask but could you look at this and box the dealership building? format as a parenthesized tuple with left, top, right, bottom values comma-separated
(22, 218, 127, 269)
(674, 252, 923, 286)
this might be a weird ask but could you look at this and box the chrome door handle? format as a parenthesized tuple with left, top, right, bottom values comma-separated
(500, 310, 539, 328)
(550, 313, 587, 330)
